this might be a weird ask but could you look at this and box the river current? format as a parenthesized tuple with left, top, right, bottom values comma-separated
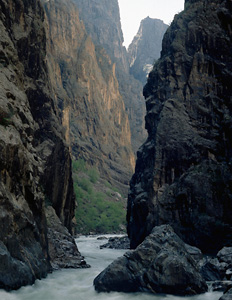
(0, 235, 223, 300)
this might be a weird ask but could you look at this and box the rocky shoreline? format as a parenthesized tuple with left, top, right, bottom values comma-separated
(95, 225, 232, 297)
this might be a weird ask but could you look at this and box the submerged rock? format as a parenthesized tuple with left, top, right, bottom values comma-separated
(94, 225, 207, 296)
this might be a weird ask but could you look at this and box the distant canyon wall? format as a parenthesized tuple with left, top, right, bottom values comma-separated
(128, 17, 168, 84)
(43, 0, 135, 194)
(73, 0, 147, 152)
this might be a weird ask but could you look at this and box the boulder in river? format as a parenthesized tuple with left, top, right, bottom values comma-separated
(94, 225, 207, 296)
(100, 236, 130, 250)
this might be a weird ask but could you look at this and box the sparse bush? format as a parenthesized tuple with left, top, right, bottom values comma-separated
(72, 159, 86, 172)
(87, 168, 99, 183)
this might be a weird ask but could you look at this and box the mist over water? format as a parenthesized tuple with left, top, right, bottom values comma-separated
(0, 236, 223, 300)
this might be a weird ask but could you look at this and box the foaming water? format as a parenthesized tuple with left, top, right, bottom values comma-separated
(0, 235, 223, 300)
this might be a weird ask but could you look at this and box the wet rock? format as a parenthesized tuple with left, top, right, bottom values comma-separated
(219, 287, 232, 300)
(212, 281, 232, 293)
(217, 248, 232, 265)
(100, 236, 130, 250)
(201, 258, 222, 281)
(185, 244, 203, 262)
(94, 225, 207, 296)
(45, 207, 89, 269)
(97, 236, 108, 240)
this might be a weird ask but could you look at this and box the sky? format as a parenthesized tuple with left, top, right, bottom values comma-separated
(118, 0, 185, 48)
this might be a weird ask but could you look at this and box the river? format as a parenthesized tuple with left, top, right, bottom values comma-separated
(0, 235, 223, 300)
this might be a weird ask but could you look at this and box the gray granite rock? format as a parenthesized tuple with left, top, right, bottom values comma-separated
(94, 225, 207, 296)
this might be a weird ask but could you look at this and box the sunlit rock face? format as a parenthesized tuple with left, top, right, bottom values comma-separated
(72, 0, 147, 153)
(0, 0, 81, 290)
(127, 0, 232, 252)
(43, 0, 135, 194)
(128, 17, 168, 84)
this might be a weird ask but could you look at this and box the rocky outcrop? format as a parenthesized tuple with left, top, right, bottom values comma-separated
(128, 17, 168, 84)
(72, 0, 129, 73)
(127, 0, 232, 252)
(94, 225, 207, 295)
(43, 0, 135, 194)
(220, 288, 232, 300)
(45, 206, 89, 269)
(73, 0, 147, 152)
(0, 0, 84, 290)
(199, 246, 232, 285)
(100, 236, 130, 250)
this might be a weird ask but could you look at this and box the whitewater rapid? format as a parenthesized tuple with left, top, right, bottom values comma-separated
(0, 235, 223, 300)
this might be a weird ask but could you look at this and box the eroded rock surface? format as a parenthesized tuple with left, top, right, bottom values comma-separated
(128, 17, 168, 84)
(100, 236, 130, 250)
(45, 206, 89, 269)
(127, 0, 232, 252)
(43, 0, 135, 194)
(219, 287, 232, 300)
(0, 0, 84, 290)
(94, 225, 207, 296)
(73, 0, 147, 152)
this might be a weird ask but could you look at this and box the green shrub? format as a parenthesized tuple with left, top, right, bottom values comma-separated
(72, 159, 86, 172)
(72, 159, 126, 234)
(77, 177, 92, 194)
(87, 168, 99, 183)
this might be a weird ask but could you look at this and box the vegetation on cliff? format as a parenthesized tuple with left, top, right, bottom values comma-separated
(73, 160, 126, 234)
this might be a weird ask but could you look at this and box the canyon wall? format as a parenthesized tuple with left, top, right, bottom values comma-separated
(43, 0, 135, 194)
(0, 0, 83, 290)
(73, 0, 147, 152)
(127, 0, 232, 253)
(128, 17, 168, 84)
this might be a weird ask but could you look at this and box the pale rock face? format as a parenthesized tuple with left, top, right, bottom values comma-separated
(72, 0, 147, 153)
(43, 0, 135, 194)
(127, 0, 232, 252)
(128, 17, 168, 84)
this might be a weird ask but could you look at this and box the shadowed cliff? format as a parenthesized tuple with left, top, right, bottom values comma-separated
(127, 0, 232, 253)
(0, 0, 85, 290)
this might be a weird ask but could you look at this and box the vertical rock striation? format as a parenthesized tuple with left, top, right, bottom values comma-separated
(0, 0, 83, 290)
(128, 17, 168, 84)
(72, 0, 147, 152)
(43, 0, 135, 194)
(127, 0, 232, 252)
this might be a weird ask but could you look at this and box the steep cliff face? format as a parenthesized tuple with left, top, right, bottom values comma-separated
(127, 0, 232, 252)
(72, 0, 129, 73)
(43, 0, 135, 194)
(128, 17, 168, 84)
(73, 0, 147, 152)
(0, 0, 83, 290)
